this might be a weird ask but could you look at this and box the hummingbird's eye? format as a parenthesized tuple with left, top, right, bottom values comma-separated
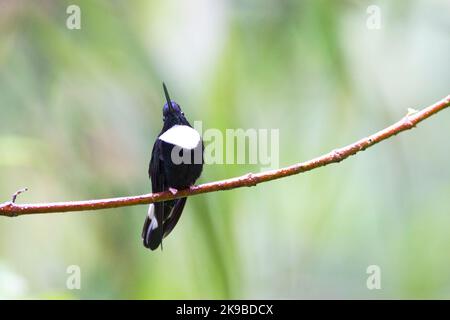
(181, 112, 185, 116)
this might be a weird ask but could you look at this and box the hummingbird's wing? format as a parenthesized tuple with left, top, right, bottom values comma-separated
(163, 197, 187, 238)
(142, 139, 169, 250)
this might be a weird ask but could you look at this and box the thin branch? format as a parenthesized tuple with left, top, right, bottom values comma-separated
(1, 95, 449, 217)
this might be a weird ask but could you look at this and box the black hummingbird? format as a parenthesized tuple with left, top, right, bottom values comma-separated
(142, 83, 204, 250)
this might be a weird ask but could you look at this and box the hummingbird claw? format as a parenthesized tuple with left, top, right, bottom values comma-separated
(168, 187, 178, 195)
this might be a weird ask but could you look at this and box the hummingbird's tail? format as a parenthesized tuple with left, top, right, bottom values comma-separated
(142, 198, 187, 250)
(142, 203, 161, 250)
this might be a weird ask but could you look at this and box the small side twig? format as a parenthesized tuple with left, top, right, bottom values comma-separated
(11, 188, 29, 204)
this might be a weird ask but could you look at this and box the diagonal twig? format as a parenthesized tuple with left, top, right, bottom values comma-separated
(0, 95, 449, 217)
(11, 188, 28, 203)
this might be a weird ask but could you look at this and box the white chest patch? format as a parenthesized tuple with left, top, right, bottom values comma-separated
(158, 125, 201, 150)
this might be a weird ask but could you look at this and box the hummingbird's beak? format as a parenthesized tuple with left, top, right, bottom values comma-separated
(163, 82, 174, 112)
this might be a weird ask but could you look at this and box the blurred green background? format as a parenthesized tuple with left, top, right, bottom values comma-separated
(0, 0, 449, 299)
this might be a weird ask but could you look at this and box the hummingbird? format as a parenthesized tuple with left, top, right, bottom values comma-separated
(142, 83, 204, 250)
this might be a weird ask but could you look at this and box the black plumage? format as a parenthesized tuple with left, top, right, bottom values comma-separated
(142, 83, 204, 250)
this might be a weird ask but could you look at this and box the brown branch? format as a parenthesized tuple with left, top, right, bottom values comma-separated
(1, 95, 449, 217)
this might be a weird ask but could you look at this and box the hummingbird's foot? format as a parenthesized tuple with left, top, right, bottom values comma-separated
(168, 187, 178, 195)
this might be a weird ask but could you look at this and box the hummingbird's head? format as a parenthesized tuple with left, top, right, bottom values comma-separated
(162, 83, 187, 124)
